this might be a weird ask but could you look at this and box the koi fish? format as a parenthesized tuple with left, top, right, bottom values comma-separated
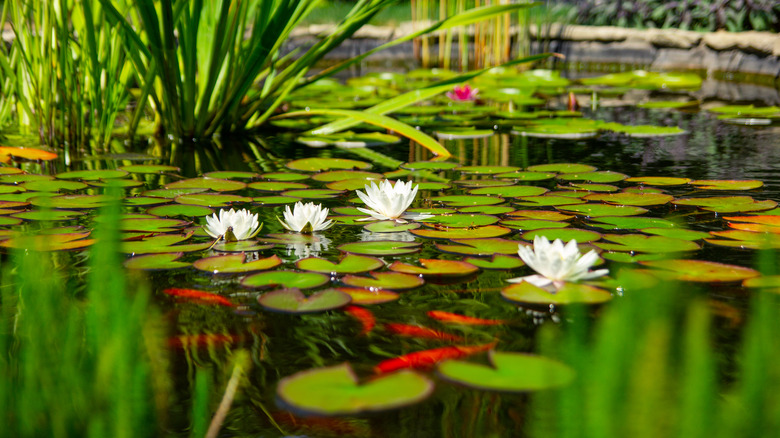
(344, 305, 375, 335)
(162, 288, 235, 307)
(427, 310, 506, 326)
(384, 322, 463, 342)
(167, 333, 242, 349)
(374, 342, 497, 374)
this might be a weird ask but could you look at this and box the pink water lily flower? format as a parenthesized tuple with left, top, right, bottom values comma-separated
(446, 84, 479, 101)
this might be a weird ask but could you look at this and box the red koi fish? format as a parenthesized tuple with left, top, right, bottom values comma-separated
(344, 305, 375, 336)
(167, 333, 242, 349)
(427, 310, 506, 326)
(374, 342, 497, 374)
(162, 288, 235, 307)
(384, 322, 463, 342)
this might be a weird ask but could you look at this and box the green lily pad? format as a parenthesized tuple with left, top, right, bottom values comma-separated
(121, 233, 212, 255)
(0, 174, 54, 184)
(468, 186, 548, 198)
(601, 122, 685, 137)
(342, 272, 425, 290)
(388, 259, 479, 277)
(56, 169, 129, 180)
(743, 276, 780, 289)
(0, 232, 95, 251)
(0, 167, 23, 175)
(624, 176, 691, 186)
(556, 204, 648, 217)
(203, 171, 258, 179)
(564, 183, 619, 193)
(338, 241, 421, 256)
(166, 178, 246, 192)
(20, 180, 88, 192)
(124, 253, 190, 270)
(501, 281, 612, 305)
(30, 194, 115, 209)
(282, 189, 343, 199)
(276, 363, 433, 416)
(500, 219, 570, 230)
(120, 218, 190, 233)
(12, 210, 84, 221)
(261, 172, 309, 181)
(602, 252, 672, 263)
(297, 254, 384, 274)
(557, 171, 628, 183)
(521, 228, 601, 243)
(259, 288, 352, 314)
(311, 170, 384, 182)
(175, 193, 252, 207)
(637, 100, 699, 110)
(248, 181, 309, 192)
(593, 234, 700, 253)
(705, 230, 780, 249)
(241, 270, 330, 290)
(638, 259, 760, 282)
(458, 206, 516, 215)
(527, 163, 596, 173)
(584, 192, 674, 206)
(124, 197, 171, 207)
(455, 166, 520, 175)
(588, 216, 678, 230)
(412, 225, 512, 240)
(642, 228, 709, 241)
(708, 105, 780, 116)
(423, 214, 500, 228)
(401, 161, 460, 171)
(253, 196, 302, 205)
(142, 188, 208, 198)
(494, 171, 556, 181)
(464, 254, 524, 270)
(193, 253, 282, 275)
(147, 204, 214, 217)
(287, 158, 371, 172)
(690, 180, 764, 191)
(430, 195, 504, 207)
(515, 196, 586, 207)
(364, 221, 421, 233)
(120, 164, 180, 174)
(507, 210, 574, 221)
(0, 216, 22, 225)
(89, 179, 144, 188)
(336, 287, 400, 305)
(435, 238, 522, 256)
(0, 185, 23, 194)
(211, 241, 275, 252)
(672, 196, 777, 213)
(438, 351, 574, 392)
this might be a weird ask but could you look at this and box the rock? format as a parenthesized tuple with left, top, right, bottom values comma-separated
(703, 30, 779, 56)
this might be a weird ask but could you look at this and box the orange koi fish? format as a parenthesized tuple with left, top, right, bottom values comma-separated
(427, 310, 506, 326)
(162, 288, 235, 307)
(344, 305, 375, 335)
(384, 323, 463, 342)
(374, 342, 497, 374)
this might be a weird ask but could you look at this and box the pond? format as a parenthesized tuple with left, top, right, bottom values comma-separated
(3, 67, 780, 437)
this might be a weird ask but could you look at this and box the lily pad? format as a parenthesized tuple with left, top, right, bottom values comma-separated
(142, 188, 208, 198)
(458, 206, 515, 215)
(175, 193, 252, 207)
(297, 254, 384, 274)
(438, 351, 574, 392)
(282, 189, 343, 199)
(247, 181, 309, 192)
(364, 221, 421, 233)
(494, 171, 556, 181)
(211, 241, 275, 252)
(584, 192, 673, 206)
(690, 180, 764, 191)
(147, 204, 214, 217)
(705, 230, 780, 249)
(342, 272, 425, 290)
(412, 225, 512, 240)
(241, 270, 330, 290)
(430, 195, 504, 207)
(166, 178, 246, 192)
(388, 259, 479, 277)
(500, 219, 569, 231)
(21, 180, 88, 192)
(436, 238, 523, 257)
(638, 259, 760, 282)
(311, 170, 384, 182)
(338, 241, 421, 256)
(521, 228, 602, 243)
(124, 253, 190, 270)
(593, 234, 700, 253)
(468, 186, 548, 198)
(556, 204, 648, 217)
(601, 122, 685, 137)
(121, 233, 212, 255)
(259, 288, 352, 314)
(12, 210, 83, 221)
(515, 196, 586, 207)
(30, 194, 115, 209)
(624, 176, 691, 186)
(588, 216, 678, 230)
(261, 172, 309, 181)
(193, 253, 282, 274)
(455, 166, 520, 175)
(642, 228, 709, 241)
(0, 233, 96, 251)
(558, 171, 628, 183)
(287, 158, 371, 172)
(501, 281, 612, 305)
(672, 196, 777, 213)
(423, 214, 500, 228)
(401, 161, 460, 171)
(276, 363, 433, 416)
(120, 164, 181, 174)
(336, 287, 400, 305)
(527, 163, 596, 173)
(119, 218, 190, 233)
(464, 254, 524, 270)
(56, 169, 129, 180)
(253, 196, 302, 205)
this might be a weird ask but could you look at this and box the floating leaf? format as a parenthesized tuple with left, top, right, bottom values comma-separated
(193, 254, 282, 274)
(311, 170, 384, 182)
(21, 180, 87, 192)
(124, 253, 190, 270)
(56, 169, 129, 180)
(282, 189, 343, 199)
(468, 185, 547, 198)
(430, 195, 504, 207)
(120, 164, 180, 174)
(515, 196, 586, 207)
(0, 232, 95, 251)
(30, 194, 115, 209)
(558, 171, 627, 183)
(601, 122, 685, 137)
(438, 351, 574, 392)
(147, 204, 214, 217)
(705, 230, 780, 249)
(286, 158, 372, 172)
(211, 241, 275, 252)
(638, 259, 760, 282)
(259, 288, 352, 314)
(423, 214, 499, 228)
(261, 172, 309, 181)
(743, 276, 780, 289)
(364, 221, 421, 233)
(690, 180, 764, 190)
(247, 181, 309, 192)
(522, 228, 602, 243)
(584, 192, 674, 206)
(297, 254, 384, 274)
(501, 281, 612, 305)
(593, 234, 700, 253)
(241, 270, 330, 290)
(142, 188, 208, 198)
(342, 272, 425, 290)
(401, 161, 459, 171)
(388, 259, 479, 277)
(435, 238, 522, 256)
(276, 363, 433, 416)
(464, 254, 524, 270)
(672, 196, 776, 213)
(203, 171, 258, 179)
(588, 216, 678, 230)
(494, 171, 556, 181)
(500, 219, 569, 230)
(13, 210, 82, 221)
(336, 287, 400, 305)
(166, 178, 246, 192)
(557, 204, 648, 217)
(458, 206, 515, 215)
(175, 193, 252, 207)
(253, 196, 301, 205)
(338, 241, 421, 256)
(119, 218, 189, 233)
(527, 163, 596, 173)
(412, 225, 512, 240)
(121, 233, 212, 255)
(455, 165, 520, 174)
(624, 176, 691, 186)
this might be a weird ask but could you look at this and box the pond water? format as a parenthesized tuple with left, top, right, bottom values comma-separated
(4, 68, 780, 436)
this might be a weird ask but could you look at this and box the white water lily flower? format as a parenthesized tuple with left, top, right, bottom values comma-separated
(508, 236, 608, 291)
(279, 202, 333, 233)
(356, 180, 433, 223)
(204, 208, 262, 241)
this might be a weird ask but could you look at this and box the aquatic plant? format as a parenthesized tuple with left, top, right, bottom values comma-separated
(356, 180, 433, 223)
(204, 208, 262, 241)
(509, 236, 608, 291)
(279, 201, 333, 233)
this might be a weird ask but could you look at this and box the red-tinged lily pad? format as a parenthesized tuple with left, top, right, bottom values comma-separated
(514, 195, 586, 207)
(166, 178, 246, 192)
(584, 192, 674, 206)
(363, 221, 421, 233)
(287, 158, 371, 172)
(248, 181, 309, 192)
(690, 179, 764, 190)
(241, 270, 330, 290)
(430, 195, 504, 207)
(0, 232, 95, 251)
(724, 215, 780, 226)
(507, 210, 574, 221)
(705, 230, 780, 249)
(593, 234, 700, 253)
(672, 196, 777, 213)
(501, 281, 612, 305)
(297, 254, 384, 274)
(124, 253, 190, 270)
(412, 225, 512, 240)
(0, 167, 24, 175)
(500, 219, 570, 230)
(203, 171, 258, 179)
(120, 164, 180, 174)
(30, 194, 116, 209)
(120, 218, 190, 233)
(521, 228, 602, 243)
(464, 254, 524, 270)
(311, 170, 384, 182)
(638, 259, 760, 282)
(743, 276, 780, 288)
(388, 259, 479, 278)
(175, 193, 252, 207)
(556, 204, 648, 217)
(468, 185, 548, 198)
(147, 204, 214, 217)
(21, 180, 88, 192)
(276, 363, 433, 416)
(437, 351, 575, 392)
(338, 241, 422, 256)
(121, 233, 212, 255)
(211, 241, 275, 252)
(435, 238, 523, 257)
(342, 272, 425, 290)
(494, 171, 556, 181)
(527, 163, 596, 173)
(336, 287, 400, 305)
(624, 176, 691, 186)
(455, 165, 520, 174)
(0, 146, 57, 163)
(259, 288, 352, 314)
(557, 171, 628, 183)
(253, 196, 301, 205)
(423, 214, 499, 228)
(588, 216, 678, 230)
(282, 189, 343, 199)
(56, 169, 129, 180)
(642, 227, 709, 241)
(193, 253, 282, 274)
